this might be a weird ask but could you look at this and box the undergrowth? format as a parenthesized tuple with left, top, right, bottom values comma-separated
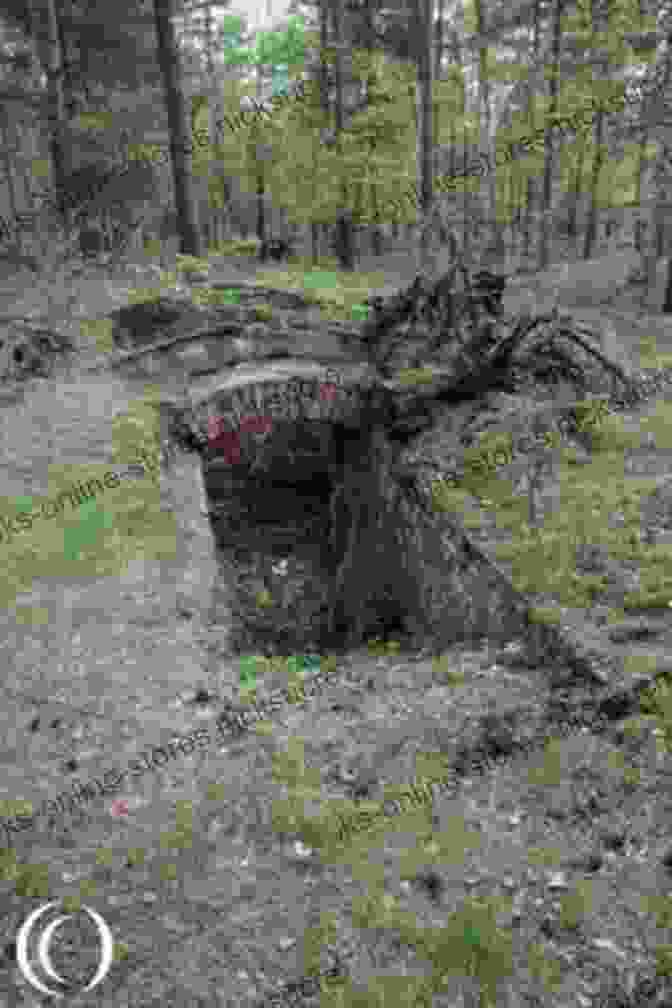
(433, 396, 672, 612)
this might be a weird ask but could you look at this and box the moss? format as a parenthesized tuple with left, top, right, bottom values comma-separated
(253, 302, 274, 321)
(655, 944, 672, 977)
(461, 431, 514, 489)
(396, 367, 435, 385)
(208, 238, 259, 256)
(527, 605, 562, 625)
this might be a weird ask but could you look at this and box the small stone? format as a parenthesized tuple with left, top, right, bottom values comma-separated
(585, 852, 604, 873)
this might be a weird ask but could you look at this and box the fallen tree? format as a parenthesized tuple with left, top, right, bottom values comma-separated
(324, 258, 641, 652)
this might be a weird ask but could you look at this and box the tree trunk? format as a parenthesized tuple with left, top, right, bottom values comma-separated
(56, 0, 78, 120)
(412, 0, 434, 273)
(434, 0, 444, 79)
(582, 108, 605, 261)
(204, 0, 230, 247)
(474, 0, 503, 265)
(642, 142, 671, 309)
(330, 0, 355, 270)
(583, 0, 614, 263)
(254, 57, 267, 253)
(566, 137, 585, 244)
(319, 0, 330, 110)
(0, 108, 20, 221)
(663, 255, 672, 313)
(432, 0, 444, 173)
(153, 0, 201, 257)
(538, 0, 563, 271)
(256, 171, 266, 252)
(41, 0, 69, 230)
(312, 0, 330, 266)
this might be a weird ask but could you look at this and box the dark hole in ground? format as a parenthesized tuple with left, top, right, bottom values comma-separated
(203, 418, 410, 658)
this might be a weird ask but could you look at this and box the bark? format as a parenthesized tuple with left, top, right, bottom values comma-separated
(204, 0, 230, 246)
(330, 0, 355, 270)
(434, 0, 444, 79)
(538, 0, 564, 271)
(566, 135, 586, 245)
(663, 255, 672, 313)
(474, 0, 504, 265)
(0, 107, 20, 221)
(582, 107, 605, 261)
(312, 0, 331, 265)
(254, 57, 267, 253)
(153, 0, 201, 256)
(412, 0, 434, 272)
(56, 0, 78, 119)
(42, 0, 69, 230)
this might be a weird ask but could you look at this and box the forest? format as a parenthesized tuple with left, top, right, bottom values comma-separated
(3, 2, 672, 1008)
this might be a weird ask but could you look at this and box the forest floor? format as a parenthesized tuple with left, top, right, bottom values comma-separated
(1, 241, 672, 1007)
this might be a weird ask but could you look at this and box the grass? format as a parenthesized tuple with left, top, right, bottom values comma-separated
(268, 739, 517, 1008)
(253, 256, 385, 321)
(433, 395, 672, 613)
(123, 248, 383, 323)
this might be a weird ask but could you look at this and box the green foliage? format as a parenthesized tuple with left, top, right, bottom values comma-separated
(209, 238, 259, 257)
(253, 303, 273, 321)
(366, 638, 400, 657)
(413, 896, 514, 1006)
(527, 943, 562, 993)
(398, 821, 481, 878)
(573, 396, 611, 434)
(638, 335, 672, 370)
(0, 848, 19, 881)
(14, 862, 50, 899)
(527, 605, 562, 625)
(642, 894, 672, 929)
(656, 945, 672, 977)
(461, 432, 514, 492)
(303, 912, 338, 976)
(526, 846, 562, 868)
(559, 880, 592, 930)
(126, 848, 145, 868)
(432, 653, 466, 686)
(527, 738, 563, 789)
(639, 673, 672, 753)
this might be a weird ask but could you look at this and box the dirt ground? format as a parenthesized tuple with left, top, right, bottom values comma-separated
(1, 246, 672, 1008)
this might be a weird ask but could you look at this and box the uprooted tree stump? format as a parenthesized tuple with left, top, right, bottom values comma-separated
(319, 263, 641, 653)
(159, 258, 643, 663)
